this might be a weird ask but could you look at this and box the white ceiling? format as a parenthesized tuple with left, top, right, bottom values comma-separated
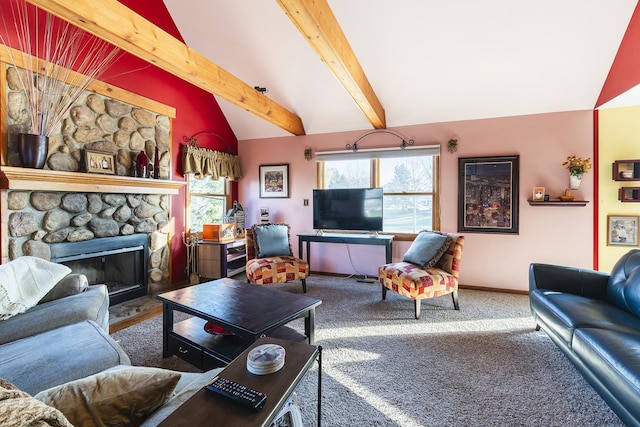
(163, 0, 637, 141)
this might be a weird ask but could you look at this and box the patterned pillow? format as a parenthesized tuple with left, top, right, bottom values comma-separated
(0, 378, 72, 427)
(252, 224, 293, 257)
(403, 231, 453, 269)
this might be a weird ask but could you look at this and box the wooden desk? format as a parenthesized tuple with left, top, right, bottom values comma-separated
(298, 232, 394, 269)
(158, 337, 322, 427)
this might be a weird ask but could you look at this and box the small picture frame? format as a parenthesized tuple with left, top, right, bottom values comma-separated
(85, 150, 116, 175)
(532, 187, 545, 201)
(608, 215, 639, 246)
(259, 164, 289, 198)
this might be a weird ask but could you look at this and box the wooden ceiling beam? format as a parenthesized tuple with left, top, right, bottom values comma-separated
(277, 0, 386, 129)
(26, 0, 306, 136)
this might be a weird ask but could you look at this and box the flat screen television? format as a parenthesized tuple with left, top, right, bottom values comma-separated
(313, 188, 383, 232)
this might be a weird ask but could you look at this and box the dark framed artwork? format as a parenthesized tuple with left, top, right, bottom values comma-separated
(259, 164, 289, 198)
(458, 155, 520, 234)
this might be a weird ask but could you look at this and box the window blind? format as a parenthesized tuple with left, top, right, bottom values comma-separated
(314, 144, 440, 161)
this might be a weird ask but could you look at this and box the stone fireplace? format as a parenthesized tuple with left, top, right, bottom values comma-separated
(1, 51, 184, 300)
(0, 169, 184, 304)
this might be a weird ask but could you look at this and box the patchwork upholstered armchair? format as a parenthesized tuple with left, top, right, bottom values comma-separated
(378, 231, 464, 319)
(245, 223, 310, 293)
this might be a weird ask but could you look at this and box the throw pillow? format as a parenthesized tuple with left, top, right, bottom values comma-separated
(402, 231, 452, 269)
(35, 367, 181, 427)
(0, 378, 73, 427)
(253, 224, 293, 257)
(39, 274, 89, 304)
(0, 256, 71, 320)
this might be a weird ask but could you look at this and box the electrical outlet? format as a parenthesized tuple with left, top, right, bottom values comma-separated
(303, 199, 309, 206)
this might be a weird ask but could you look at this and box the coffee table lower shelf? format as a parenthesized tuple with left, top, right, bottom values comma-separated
(169, 317, 307, 369)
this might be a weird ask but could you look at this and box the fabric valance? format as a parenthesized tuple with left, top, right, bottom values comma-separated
(182, 145, 242, 181)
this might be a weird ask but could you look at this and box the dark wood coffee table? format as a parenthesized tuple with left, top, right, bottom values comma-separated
(157, 278, 322, 369)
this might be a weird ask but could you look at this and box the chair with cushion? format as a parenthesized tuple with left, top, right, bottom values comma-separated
(378, 231, 464, 319)
(246, 223, 310, 293)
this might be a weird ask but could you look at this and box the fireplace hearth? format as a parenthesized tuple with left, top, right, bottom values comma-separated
(49, 234, 149, 306)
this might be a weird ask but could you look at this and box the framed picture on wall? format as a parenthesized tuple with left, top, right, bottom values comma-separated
(259, 164, 289, 198)
(607, 215, 639, 246)
(458, 155, 520, 234)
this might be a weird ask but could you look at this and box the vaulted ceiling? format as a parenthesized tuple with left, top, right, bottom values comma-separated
(28, 1, 640, 141)
(161, 1, 638, 141)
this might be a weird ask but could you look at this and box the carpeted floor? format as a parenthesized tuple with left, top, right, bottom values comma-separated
(111, 276, 624, 427)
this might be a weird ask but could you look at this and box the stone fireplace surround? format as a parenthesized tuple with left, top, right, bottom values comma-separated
(6, 189, 171, 301)
(2, 54, 185, 302)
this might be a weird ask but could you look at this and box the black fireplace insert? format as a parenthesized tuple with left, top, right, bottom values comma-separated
(49, 234, 149, 306)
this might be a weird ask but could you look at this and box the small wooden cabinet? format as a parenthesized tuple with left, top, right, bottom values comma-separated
(613, 160, 640, 181)
(614, 160, 640, 202)
(198, 239, 246, 279)
(619, 187, 640, 202)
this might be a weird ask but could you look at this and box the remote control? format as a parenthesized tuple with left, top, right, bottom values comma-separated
(205, 376, 267, 410)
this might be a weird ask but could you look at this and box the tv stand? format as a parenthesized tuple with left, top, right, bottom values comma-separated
(298, 232, 394, 270)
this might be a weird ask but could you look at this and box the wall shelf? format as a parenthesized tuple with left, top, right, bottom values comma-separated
(527, 199, 589, 206)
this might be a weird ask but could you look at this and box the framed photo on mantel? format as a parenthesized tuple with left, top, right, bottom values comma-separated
(85, 150, 116, 175)
(458, 155, 520, 234)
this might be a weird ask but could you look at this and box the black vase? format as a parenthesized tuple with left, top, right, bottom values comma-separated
(18, 133, 48, 169)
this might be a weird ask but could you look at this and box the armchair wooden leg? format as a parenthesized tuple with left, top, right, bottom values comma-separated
(452, 290, 460, 310)
(301, 279, 307, 293)
(382, 285, 387, 300)
(414, 299, 421, 319)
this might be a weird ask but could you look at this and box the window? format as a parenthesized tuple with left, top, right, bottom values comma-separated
(320, 151, 439, 234)
(380, 156, 434, 233)
(324, 159, 370, 188)
(186, 174, 230, 233)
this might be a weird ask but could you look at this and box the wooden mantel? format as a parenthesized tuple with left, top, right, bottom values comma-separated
(0, 166, 185, 195)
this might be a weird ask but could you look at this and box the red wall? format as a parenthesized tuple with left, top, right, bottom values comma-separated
(0, 0, 237, 284)
(596, 1, 640, 107)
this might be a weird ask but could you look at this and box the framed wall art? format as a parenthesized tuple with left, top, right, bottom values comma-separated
(85, 150, 116, 175)
(259, 164, 289, 198)
(458, 155, 520, 234)
(607, 215, 639, 246)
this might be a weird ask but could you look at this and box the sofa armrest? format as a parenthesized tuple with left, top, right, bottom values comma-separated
(0, 285, 109, 345)
(529, 263, 609, 299)
(39, 274, 89, 304)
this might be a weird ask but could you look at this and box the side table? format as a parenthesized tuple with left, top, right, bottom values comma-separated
(158, 337, 322, 427)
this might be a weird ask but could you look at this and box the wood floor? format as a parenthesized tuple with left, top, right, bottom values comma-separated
(108, 295, 163, 334)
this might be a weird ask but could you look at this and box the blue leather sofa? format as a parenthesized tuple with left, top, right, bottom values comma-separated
(529, 250, 640, 427)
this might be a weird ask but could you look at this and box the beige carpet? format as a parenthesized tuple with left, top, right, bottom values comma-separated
(111, 276, 624, 427)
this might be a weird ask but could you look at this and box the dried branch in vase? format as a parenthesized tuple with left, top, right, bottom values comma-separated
(0, 0, 121, 136)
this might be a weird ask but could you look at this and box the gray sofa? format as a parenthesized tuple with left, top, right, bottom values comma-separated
(0, 271, 223, 426)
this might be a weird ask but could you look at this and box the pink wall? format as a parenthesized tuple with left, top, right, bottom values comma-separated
(238, 110, 594, 292)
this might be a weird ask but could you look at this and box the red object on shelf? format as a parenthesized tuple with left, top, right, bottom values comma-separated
(136, 150, 149, 178)
(204, 321, 234, 336)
